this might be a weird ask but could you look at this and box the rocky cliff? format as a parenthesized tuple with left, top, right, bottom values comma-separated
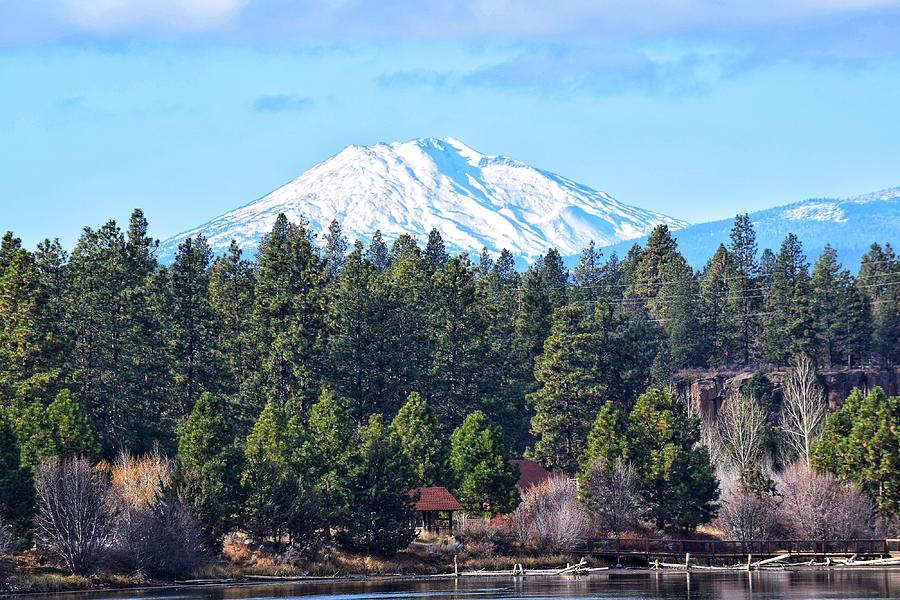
(673, 367, 900, 418)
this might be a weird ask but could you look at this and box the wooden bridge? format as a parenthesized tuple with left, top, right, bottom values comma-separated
(575, 538, 900, 561)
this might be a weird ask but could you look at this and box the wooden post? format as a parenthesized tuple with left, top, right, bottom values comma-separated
(454, 555, 459, 577)
(746, 554, 752, 571)
(685, 553, 690, 570)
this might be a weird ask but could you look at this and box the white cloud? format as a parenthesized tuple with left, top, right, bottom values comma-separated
(62, 0, 248, 31)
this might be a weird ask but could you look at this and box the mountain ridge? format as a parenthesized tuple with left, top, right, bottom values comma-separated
(601, 186, 900, 271)
(158, 137, 688, 262)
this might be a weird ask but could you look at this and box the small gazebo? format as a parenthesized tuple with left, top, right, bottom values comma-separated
(410, 486, 464, 534)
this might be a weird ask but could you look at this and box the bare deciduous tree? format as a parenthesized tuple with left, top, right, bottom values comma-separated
(778, 463, 874, 540)
(512, 474, 586, 553)
(580, 457, 641, 534)
(34, 457, 114, 575)
(780, 357, 827, 465)
(715, 392, 768, 475)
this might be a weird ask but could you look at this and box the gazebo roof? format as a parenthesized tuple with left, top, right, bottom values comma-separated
(409, 486, 464, 512)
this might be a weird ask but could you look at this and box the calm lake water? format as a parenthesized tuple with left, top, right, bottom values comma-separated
(23, 571, 900, 600)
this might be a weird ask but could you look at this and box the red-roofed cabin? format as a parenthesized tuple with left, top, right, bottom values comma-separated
(509, 458, 552, 495)
(409, 486, 464, 534)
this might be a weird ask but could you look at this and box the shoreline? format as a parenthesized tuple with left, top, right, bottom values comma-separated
(7, 563, 900, 598)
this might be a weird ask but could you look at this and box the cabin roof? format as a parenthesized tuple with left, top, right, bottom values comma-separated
(509, 458, 552, 492)
(409, 486, 464, 512)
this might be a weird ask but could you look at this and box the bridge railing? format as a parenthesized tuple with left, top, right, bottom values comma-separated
(577, 538, 890, 556)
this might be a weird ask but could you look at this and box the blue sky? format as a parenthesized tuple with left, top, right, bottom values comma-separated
(2, 0, 900, 248)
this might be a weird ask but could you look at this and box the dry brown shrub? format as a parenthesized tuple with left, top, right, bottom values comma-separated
(109, 451, 206, 578)
(512, 474, 586, 554)
(778, 463, 874, 540)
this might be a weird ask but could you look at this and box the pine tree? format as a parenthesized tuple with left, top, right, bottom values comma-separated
(366, 230, 389, 272)
(0, 408, 31, 534)
(429, 257, 484, 426)
(763, 234, 814, 364)
(811, 246, 871, 367)
(529, 303, 605, 474)
(449, 411, 518, 515)
(171, 235, 216, 413)
(541, 248, 569, 308)
(476, 246, 494, 278)
(305, 389, 356, 524)
(322, 219, 348, 282)
(813, 387, 900, 515)
(390, 392, 450, 486)
(573, 241, 603, 301)
(699, 244, 739, 366)
(209, 241, 256, 428)
(176, 391, 243, 547)
(627, 388, 719, 531)
(34, 238, 68, 335)
(659, 260, 705, 369)
(251, 214, 325, 416)
(424, 228, 449, 271)
(728, 215, 761, 364)
(477, 249, 530, 450)
(0, 232, 22, 271)
(241, 398, 292, 543)
(579, 400, 628, 473)
(339, 414, 416, 554)
(326, 243, 394, 421)
(46, 389, 99, 460)
(0, 249, 59, 404)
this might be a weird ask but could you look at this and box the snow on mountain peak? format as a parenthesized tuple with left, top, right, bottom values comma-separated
(159, 137, 688, 262)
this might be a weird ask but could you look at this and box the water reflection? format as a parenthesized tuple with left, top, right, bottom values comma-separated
(15, 571, 900, 600)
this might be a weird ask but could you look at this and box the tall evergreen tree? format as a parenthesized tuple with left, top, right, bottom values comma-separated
(811, 246, 871, 367)
(529, 303, 605, 474)
(322, 219, 348, 282)
(327, 243, 394, 421)
(176, 391, 243, 547)
(0, 232, 22, 271)
(763, 234, 814, 364)
(728, 214, 761, 364)
(171, 235, 216, 413)
(339, 414, 416, 554)
(366, 230, 389, 272)
(699, 244, 739, 366)
(0, 249, 58, 404)
(449, 411, 518, 516)
(424, 228, 449, 271)
(251, 214, 325, 416)
(573, 241, 603, 301)
(428, 257, 484, 426)
(391, 392, 450, 487)
(209, 241, 256, 427)
(813, 387, 900, 515)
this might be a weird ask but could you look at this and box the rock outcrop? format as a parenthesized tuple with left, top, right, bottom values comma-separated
(673, 367, 900, 418)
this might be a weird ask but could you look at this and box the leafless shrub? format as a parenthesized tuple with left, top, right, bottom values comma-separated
(34, 457, 114, 575)
(512, 474, 586, 553)
(110, 451, 207, 578)
(717, 487, 781, 541)
(454, 514, 508, 558)
(0, 519, 13, 580)
(580, 457, 641, 534)
(113, 493, 206, 577)
(780, 357, 827, 465)
(778, 463, 874, 540)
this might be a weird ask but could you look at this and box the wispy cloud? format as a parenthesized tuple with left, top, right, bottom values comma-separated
(252, 94, 313, 113)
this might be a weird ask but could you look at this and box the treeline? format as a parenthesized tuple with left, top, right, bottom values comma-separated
(1, 208, 900, 555)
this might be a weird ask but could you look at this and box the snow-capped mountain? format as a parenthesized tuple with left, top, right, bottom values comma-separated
(158, 137, 688, 263)
(603, 187, 900, 270)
